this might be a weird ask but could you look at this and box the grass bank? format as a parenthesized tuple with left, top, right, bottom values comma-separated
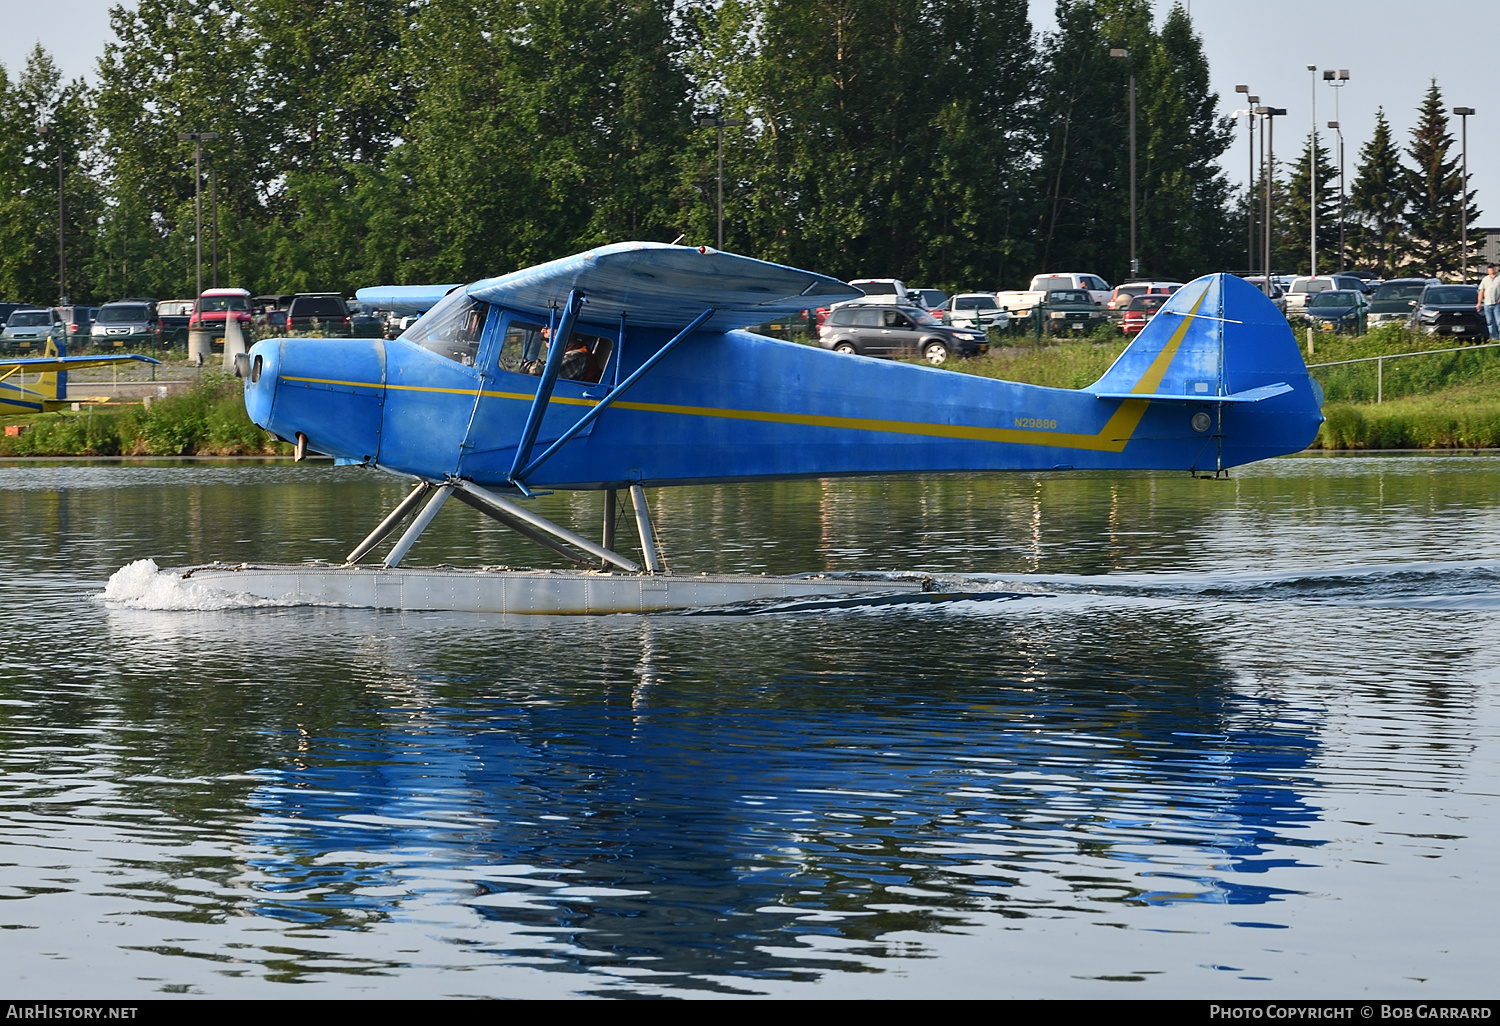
(0, 375, 290, 457)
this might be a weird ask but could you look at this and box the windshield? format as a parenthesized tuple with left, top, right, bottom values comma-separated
(7, 311, 51, 327)
(1372, 283, 1424, 302)
(1309, 292, 1356, 309)
(854, 281, 897, 295)
(955, 296, 997, 311)
(158, 302, 193, 317)
(1425, 286, 1477, 305)
(1290, 279, 1332, 294)
(198, 295, 249, 313)
(97, 305, 148, 323)
(1048, 290, 1090, 304)
(907, 308, 940, 326)
(400, 288, 485, 365)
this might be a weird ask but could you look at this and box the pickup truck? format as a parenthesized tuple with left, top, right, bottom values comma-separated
(992, 272, 1111, 320)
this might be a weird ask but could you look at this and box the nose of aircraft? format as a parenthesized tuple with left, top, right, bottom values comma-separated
(238, 337, 387, 464)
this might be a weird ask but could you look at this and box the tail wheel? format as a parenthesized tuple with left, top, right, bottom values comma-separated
(833, 341, 857, 355)
(922, 341, 949, 365)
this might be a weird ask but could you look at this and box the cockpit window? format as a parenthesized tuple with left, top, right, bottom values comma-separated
(499, 321, 613, 384)
(401, 288, 487, 365)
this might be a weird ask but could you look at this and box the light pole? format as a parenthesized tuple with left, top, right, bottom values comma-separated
(1259, 106, 1288, 288)
(1324, 70, 1349, 271)
(177, 131, 219, 297)
(1308, 65, 1319, 277)
(1454, 106, 1475, 281)
(698, 116, 742, 250)
(1236, 85, 1254, 274)
(37, 122, 66, 306)
(1111, 49, 1138, 277)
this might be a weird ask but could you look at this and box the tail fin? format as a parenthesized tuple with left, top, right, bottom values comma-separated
(1089, 274, 1324, 466)
(37, 336, 66, 402)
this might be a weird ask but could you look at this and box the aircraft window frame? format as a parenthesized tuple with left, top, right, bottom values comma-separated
(496, 316, 615, 385)
(400, 288, 490, 366)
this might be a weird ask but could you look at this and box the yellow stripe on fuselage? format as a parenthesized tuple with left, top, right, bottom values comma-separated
(282, 284, 1209, 453)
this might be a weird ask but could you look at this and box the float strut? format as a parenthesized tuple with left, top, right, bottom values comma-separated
(450, 486, 596, 569)
(383, 484, 453, 568)
(602, 488, 617, 566)
(630, 484, 662, 574)
(345, 482, 433, 564)
(455, 481, 640, 572)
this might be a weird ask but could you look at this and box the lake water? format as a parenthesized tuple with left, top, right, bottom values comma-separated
(1, 455, 1497, 998)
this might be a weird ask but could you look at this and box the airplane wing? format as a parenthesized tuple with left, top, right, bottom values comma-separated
(465, 242, 864, 332)
(0, 355, 162, 372)
(353, 284, 463, 315)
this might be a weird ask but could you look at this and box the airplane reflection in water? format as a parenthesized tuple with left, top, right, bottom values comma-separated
(234, 615, 1322, 972)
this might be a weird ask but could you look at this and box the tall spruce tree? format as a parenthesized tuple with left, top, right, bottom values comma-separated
(1280, 133, 1339, 275)
(1403, 81, 1478, 277)
(1348, 108, 1405, 278)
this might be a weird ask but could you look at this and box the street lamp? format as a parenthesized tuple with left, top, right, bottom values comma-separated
(1308, 65, 1319, 277)
(1325, 69, 1349, 270)
(1111, 49, 1138, 277)
(698, 116, 742, 250)
(1236, 85, 1254, 274)
(37, 122, 66, 306)
(1454, 106, 1476, 281)
(1257, 106, 1288, 289)
(177, 131, 219, 297)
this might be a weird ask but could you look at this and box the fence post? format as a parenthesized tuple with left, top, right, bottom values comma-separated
(1306, 325, 1314, 357)
(1377, 357, 1383, 404)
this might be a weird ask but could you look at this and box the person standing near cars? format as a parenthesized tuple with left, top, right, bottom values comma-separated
(1479, 264, 1500, 339)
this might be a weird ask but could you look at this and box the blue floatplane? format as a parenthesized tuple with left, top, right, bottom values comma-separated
(177, 242, 1323, 613)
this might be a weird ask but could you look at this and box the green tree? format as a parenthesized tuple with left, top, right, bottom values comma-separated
(1348, 108, 1405, 278)
(93, 0, 269, 299)
(1403, 81, 1478, 278)
(1032, 1, 1235, 284)
(1280, 132, 1339, 276)
(0, 46, 99, 305)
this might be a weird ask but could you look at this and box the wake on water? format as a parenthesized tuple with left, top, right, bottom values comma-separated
(98, 557, 1500, 615)
(101, 559, 300, 611)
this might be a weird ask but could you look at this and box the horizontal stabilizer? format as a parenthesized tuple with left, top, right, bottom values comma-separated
(466, 241, 863, 332)
(0, 355, 161, 371)
(1092, 382, 1294, 404)
(353, 284, 463, 315)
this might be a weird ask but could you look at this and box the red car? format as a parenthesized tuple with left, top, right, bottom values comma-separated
(189, 288, 253, 337)
(1121, 294, 1168, 335)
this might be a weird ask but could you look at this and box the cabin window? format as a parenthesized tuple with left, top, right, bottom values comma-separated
(498, 321, 614, 384)
(400, 288, 487, 366)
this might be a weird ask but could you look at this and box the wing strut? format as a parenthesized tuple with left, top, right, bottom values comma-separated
(508, 288, 586, 486)
(514, 306, 716, 483)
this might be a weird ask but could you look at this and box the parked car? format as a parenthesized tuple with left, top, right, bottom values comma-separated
(1121, 294, 1169, 336)
(909, 288, 948, 315)
(1366, 278, 1440, 329)
(818, 304, 987, 364)
(56, 305, 98, 344)
(1303, 290, 1368, 335)
(1411, 284, 1485, 338)
(0, 302, 24, 326)
(1105, 281, 1182, 318)
(1240, 276, 1288, 313)
(944, 292, 1011, 332)
(252, 294, 294, 327)
(350, 304, 385, 339)
(286, 293, 352, 335)
(157, 299, 194, 347)
(1041, 289, 1108, 335)
(90, 300, 161, 348)
(1285, 274, 1369, 314)
(846, 279, 910, 306)
(993, 272, 1111, 321)
(1, 307, 63, 353)
(190, 288, 253, 337)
